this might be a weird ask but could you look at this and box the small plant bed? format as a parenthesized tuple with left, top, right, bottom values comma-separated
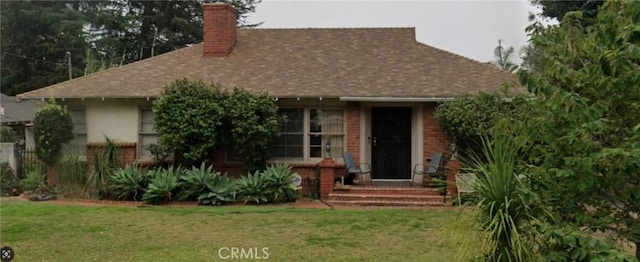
(67, 162, 302, 207)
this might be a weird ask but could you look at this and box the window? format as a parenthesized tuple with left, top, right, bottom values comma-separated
(309, 109, 344, 159)
(272, 108, 345, 161)
(139, 108, 158, 159)
(67, 109, 86, 152)
(273, 108, 304, 159)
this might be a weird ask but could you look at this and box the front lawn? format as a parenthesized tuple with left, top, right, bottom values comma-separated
(0, 198, 463, 261)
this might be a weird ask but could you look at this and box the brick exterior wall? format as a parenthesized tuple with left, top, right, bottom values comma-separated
(423, 103, 452, 159)
(203, 3, 238, 57)
(87, 142, 137, 168)
(345, 102, 360, 163)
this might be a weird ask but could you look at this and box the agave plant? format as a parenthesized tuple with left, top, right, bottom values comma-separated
(236, 171, 268, 204)
(142, 166, 182, 204)
(262, 163, 299, 202)
(21, 166, 49, 194)
(179, 163, 219, 201)
(109, 165, 145, 200)
(197, 175, 236, 206)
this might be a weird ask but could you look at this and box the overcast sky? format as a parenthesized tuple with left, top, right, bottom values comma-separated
(248, 0, 548, 64)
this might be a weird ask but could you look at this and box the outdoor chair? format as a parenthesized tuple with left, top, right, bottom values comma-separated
(342, 152, 373, 186)
(455, 172, 477, 206)
(411, 152, 443, 187)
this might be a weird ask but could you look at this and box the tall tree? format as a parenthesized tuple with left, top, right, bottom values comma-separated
(490, 39, 518, 72)
(518, 1, 640, 259)
(82, 0, 262, 68)
(1, 1, 88, 96)
(1, 0, 262, 95)
(531, 0, 603, 26)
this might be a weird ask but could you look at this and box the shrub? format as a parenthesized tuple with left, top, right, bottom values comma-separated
(434, 93, 527, 159)
(85, 137, 119, 199)
(236, 171, 268, 204)
(224, 88, 280, 173)
(262, 163, 299, 202)
(197, 175, 236, 206)
(152, 79, 280, 171)
(142, 166, 182, 204)
(1, 162, 21, 196)
(109, 165, 146, 201)
(179, 163, 219, 201)
(21, 166, 48, 194)
(33, 100, 74, 165)
(55, 149, 88, 195)
(0, 126, 16, 143)
(152, 79, 226, 166)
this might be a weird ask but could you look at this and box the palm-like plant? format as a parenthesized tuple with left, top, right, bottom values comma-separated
(491, 39, 519, 73)
(454, 121, 544, 261)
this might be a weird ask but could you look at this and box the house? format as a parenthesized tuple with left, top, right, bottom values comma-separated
(18, 3, 520, 192)
(1, 94, 38, 148)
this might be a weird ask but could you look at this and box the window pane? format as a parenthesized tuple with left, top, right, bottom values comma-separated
(322, 110, 344, 133)
(310, 109, 321, 132)
(272, 108, 304, 158)
(280, 108, 303, 133)
(68, 109, 86, 133)
(140, 134, 159, 157)
(140, 109, 155, 133)
(67, 109, 86, 151)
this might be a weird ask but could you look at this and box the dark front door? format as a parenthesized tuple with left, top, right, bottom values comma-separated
(371, 107, 412, 179)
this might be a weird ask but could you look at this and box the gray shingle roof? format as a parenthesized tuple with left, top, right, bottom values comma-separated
(1, 94, 37, 124)
(18, 28, 522, 99)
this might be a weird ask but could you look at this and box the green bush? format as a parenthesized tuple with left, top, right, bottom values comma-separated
(152, 79, 280, 171)
(197, 175, 236, 206)
(262, 163, 299, 202)
(0, 126, 16, 143)
(109, 165, 146, 201)
(33, 100, 74, 165)
(236, 171, 268, 204)
(224, 88, 280, 173)
(1, 162, 21, 196)
(179, 163, 219, 201)
(142, 166, 182, 204)
(85, 137, 119, 199)
(152, 79, 226, 166)
(55, 149, 88, 194)
(434, 93, 527, 159)
(21, 166, 47, 194)
(538, 225, 637, 262)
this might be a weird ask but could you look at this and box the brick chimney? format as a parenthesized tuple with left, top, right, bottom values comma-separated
(203, 3, 238, 57)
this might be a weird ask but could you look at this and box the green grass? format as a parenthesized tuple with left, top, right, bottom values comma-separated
(0, 198, 463, 261)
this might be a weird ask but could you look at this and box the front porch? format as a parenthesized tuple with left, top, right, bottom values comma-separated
(319, 158, 462, 207)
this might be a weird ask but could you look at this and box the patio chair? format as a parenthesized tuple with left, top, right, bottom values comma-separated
(411, 152, 443, 187)
(455, 173, 477, 206)
(342, 152, 373, 186)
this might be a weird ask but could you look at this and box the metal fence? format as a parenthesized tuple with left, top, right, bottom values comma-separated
(15, 147, 45, 178)
(299, 177, 320, 199)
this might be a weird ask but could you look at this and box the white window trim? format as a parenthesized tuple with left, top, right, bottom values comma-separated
(138, 108, 158, 161)
(67, 107, 87, 152)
